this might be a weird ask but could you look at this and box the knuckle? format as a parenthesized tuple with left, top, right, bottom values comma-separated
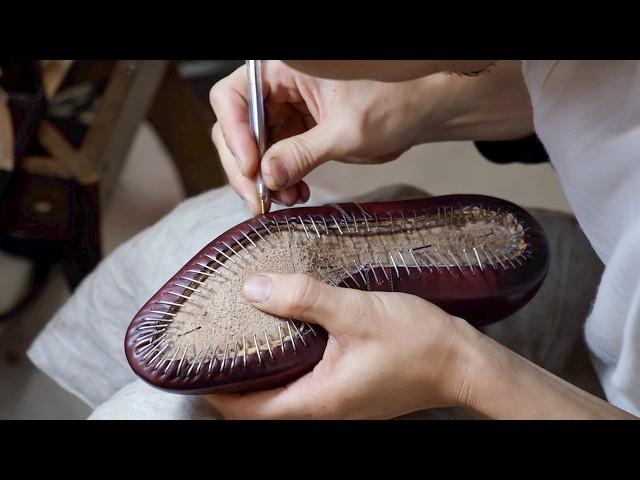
(285, 136, 317, 170)
(211, 122, 221, 141)
(210, 65, 245, 110)
(209, 82, 222, 109)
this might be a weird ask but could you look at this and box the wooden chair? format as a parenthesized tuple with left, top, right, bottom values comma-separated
(0, 60, 228, 319)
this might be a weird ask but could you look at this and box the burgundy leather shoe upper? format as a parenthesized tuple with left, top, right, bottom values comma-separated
(125, 194, 549, 394)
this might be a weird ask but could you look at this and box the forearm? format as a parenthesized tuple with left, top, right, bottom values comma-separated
(284, 60, 496, 83)
(416, 60, 535, 144)
(456, 328, 635, 419)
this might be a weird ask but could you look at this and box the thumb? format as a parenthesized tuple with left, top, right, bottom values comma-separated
(242, 273, 361, 334)
(261, 122, 346, 191)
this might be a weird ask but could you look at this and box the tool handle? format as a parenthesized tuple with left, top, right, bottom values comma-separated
(246, 60, 269, 213)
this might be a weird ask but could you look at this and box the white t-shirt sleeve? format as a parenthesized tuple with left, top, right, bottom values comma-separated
(523, 60, 640, 415)
(585, 218, 640, 414)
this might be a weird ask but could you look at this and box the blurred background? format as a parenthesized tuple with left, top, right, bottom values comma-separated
(0, 60, 569, 419)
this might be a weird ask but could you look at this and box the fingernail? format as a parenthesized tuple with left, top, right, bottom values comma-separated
(263, 158, 289, 188)
(244, 274, 273, 303)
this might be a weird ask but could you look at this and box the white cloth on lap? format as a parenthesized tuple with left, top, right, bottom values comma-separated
(27, 185, 344, 410)
(88, 379, 220, 420)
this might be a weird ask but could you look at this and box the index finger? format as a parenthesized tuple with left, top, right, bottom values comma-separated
(210, 65, 269, 177)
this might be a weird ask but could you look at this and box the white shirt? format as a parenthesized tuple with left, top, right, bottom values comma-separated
(523, 60, 640, 415)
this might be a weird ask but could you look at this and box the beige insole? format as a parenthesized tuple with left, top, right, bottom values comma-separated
(159, 207, 527, 362)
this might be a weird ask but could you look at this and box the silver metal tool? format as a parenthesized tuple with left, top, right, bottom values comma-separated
(246, 59, 269, 214)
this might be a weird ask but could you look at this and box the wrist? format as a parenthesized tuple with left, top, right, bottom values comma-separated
(410, 73, 462, 144)
(447, 321, 500, 413)
(423, 314, 490, 410)
(440, 317, 521, 415)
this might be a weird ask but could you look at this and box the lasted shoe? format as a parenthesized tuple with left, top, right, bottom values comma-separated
(125, 194, 550, 394)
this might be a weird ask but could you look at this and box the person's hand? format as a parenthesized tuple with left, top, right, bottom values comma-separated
(206, 272, 480, 419)
(211, 61, 535, 215)
(210, 61, 444, 214)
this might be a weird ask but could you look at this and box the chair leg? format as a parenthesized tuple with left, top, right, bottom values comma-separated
(148, 62, 227, 197)
(61, 183, 101, 289)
